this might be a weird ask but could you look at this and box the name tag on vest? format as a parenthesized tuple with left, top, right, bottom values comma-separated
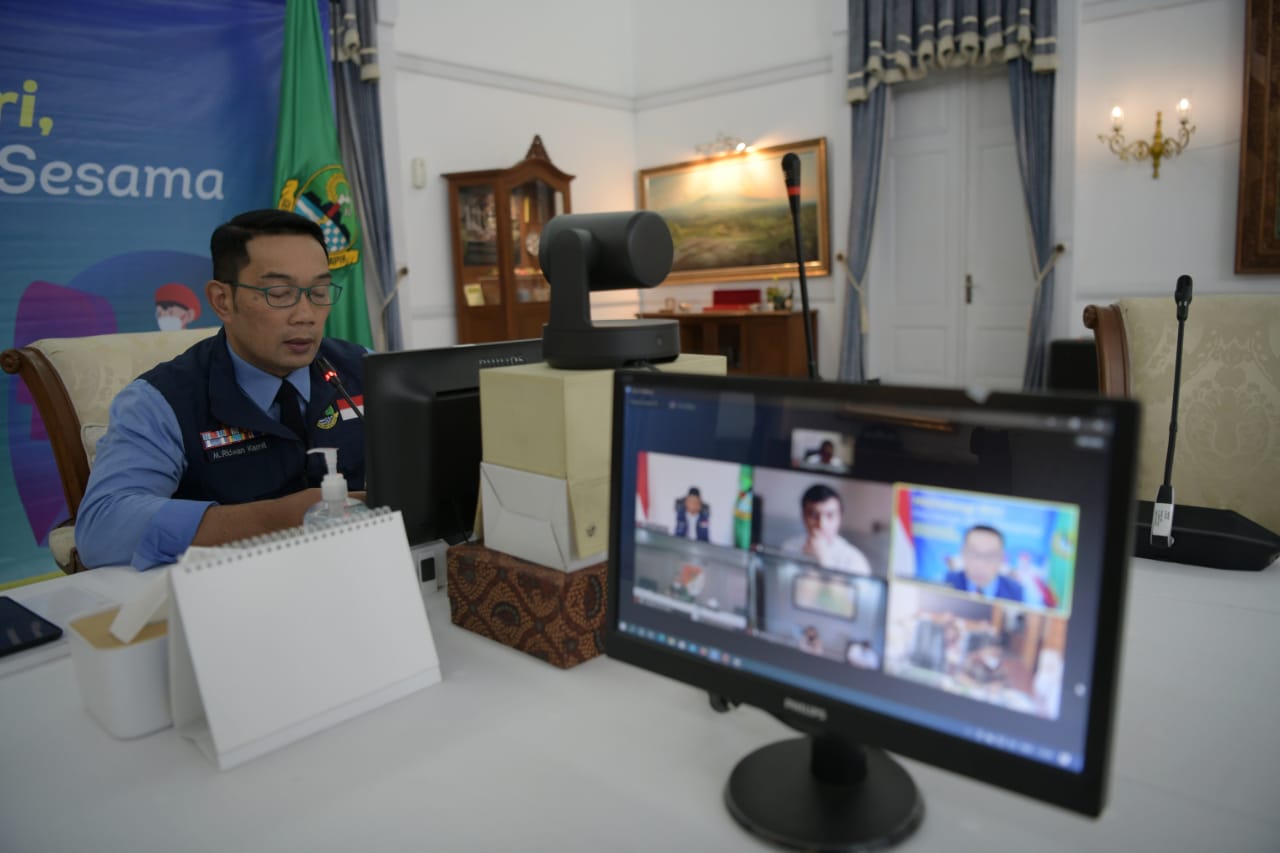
(200, 426, 269, 461)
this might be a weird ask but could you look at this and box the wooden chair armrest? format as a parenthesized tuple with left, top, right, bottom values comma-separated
(1, 345, 91, 517)
(1082, 304, 1130, 397)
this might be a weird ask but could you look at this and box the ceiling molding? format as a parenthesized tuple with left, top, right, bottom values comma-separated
(395, 53, 634, 111)
(634, 57, 832, 111)
(1082, 0, 1209, 24)
(396, 53, 832, 115)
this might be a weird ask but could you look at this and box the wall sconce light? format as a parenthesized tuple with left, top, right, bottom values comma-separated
(695, 132, 749, 158)
(1098, 99, 1195, 179)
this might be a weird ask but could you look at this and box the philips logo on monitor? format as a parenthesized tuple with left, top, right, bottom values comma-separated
(783, 697, 827, 722)
(478, 355, 531, 369)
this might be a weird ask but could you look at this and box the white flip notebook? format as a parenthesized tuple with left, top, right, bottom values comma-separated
(168, 508, 440, 770)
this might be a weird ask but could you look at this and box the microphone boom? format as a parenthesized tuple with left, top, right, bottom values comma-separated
(316, 355, 364, 421)
(780, 153, 818, 380)
(1152, 275, 1192, 547)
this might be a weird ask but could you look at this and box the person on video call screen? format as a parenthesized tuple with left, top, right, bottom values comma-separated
(781, 484, 871, 575)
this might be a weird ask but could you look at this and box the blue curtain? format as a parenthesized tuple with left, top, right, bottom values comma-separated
(1008, 58, 1056, 389)
(838, 85, 887, 382)
(846, 1, 1058, 386)
(331, 0, 404, 351)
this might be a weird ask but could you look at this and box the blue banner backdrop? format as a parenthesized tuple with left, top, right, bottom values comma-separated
(0, 0, 301, 585)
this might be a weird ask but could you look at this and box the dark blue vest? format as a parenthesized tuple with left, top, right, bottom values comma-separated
(142, 329, 366, 505)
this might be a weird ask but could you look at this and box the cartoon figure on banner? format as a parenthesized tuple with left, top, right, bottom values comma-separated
(154, 282, 202, 330)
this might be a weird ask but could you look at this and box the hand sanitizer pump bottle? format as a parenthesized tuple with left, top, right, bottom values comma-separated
(303, 447, 367, 525)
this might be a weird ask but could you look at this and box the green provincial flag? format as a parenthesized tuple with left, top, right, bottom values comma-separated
(273, 0, 373, 348)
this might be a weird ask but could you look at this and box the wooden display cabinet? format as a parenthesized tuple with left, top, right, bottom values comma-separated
(637, 310, 818, 378)
(444, 136, 573, 343)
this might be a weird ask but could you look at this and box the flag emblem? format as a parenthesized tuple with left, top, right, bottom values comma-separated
(296, 189, 352, 254)
(278, 170, 360, 271)
(273, 0, 372, 347)
(336, 395, 364, 420)
(200, 425, 259, 450)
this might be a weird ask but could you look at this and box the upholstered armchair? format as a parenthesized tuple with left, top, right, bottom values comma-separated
(2, 328, 217, 572)
(1083, 296, 1280, 534)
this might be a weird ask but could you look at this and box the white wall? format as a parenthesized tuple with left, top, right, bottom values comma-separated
(379, 0, 1274, 367)
(631, 0, 829, 94)
(395, 0, 635, 96)
(383, 0, 638, 347)
(1068, 0, 1280, 332)
(380, 0, 845, 369)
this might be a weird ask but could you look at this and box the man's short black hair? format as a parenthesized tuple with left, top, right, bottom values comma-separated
(964, 524, 1005, 546)
(210, 209, 327, 284)
(800, 484, 841, 509)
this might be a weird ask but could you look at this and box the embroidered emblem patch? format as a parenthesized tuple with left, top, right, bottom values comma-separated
(200, 425, 259, 450)
(316, 407, 340, 430)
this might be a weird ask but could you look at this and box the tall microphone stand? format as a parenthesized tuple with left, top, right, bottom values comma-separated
(1151, 274, 1192, 547)
(782, 153, 819, 380)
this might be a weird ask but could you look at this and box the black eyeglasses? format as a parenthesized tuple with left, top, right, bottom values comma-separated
(223, 281, 342, 308)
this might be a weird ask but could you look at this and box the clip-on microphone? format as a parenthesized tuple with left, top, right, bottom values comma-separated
(1133, 275, 1279, 570)
(781, 152, 819, 380)
(316, 355, 363, 420)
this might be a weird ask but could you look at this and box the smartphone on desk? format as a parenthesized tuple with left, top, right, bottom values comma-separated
(0, 596, 64, 658)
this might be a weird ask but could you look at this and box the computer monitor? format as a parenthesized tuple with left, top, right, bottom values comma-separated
(363, 339, 543, 555)
(607, 371, 1140, 849)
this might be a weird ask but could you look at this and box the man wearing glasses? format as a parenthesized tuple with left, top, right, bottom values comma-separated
(76, 209, 369, 569)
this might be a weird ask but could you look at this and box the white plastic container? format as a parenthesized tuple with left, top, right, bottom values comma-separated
(67, 607, 172, 739)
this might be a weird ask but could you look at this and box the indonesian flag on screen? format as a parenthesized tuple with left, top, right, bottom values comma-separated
(635, 452, 650, 522)
(892, 487, 916, 578)
(336, 395, 364, 420)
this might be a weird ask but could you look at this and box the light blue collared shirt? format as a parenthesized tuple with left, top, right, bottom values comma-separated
(75, 340, 311, 571)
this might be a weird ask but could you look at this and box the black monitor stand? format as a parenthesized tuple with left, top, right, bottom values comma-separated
(724, 733, 924, 851)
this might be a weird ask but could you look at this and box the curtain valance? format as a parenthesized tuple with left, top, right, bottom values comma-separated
(848, 1, 1057, 103)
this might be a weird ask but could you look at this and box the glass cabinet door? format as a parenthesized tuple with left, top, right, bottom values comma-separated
(509, 179, 562, 305)
(456, 183, 501, 308)
(445, 136, 573, 344)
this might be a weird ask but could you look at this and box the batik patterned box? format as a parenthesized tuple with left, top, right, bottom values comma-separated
(446, 544, 607, 669)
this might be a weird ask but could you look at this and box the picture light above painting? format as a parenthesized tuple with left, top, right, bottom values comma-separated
(637, 138, 830, 286)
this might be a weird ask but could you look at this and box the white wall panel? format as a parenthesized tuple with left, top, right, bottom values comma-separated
(632, 0, 829, 96)
(393, 73, 635, 349)
(394, 0, 635, 97)
(1072, 0, 1279, 326)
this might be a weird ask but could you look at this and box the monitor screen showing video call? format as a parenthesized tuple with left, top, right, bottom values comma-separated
(609, 371, 1136, 790)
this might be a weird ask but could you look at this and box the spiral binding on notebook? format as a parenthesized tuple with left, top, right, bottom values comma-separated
(180, 506, 396, 572)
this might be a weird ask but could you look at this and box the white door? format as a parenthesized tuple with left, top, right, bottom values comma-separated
(866, 68, 1032, 390)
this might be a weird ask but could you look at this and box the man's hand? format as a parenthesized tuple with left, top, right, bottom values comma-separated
(192, 487, 324, 547)
(803, 532, 835, 567)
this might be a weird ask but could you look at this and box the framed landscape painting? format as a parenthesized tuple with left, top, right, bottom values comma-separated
(638, 138, 830, 285)
(1235, 0, 1280, 273)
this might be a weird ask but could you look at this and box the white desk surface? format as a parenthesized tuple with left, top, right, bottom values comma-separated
(2, 557, 1277, 853)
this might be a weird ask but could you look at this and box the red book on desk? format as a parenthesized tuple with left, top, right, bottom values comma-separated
(703, 288, 761, 311)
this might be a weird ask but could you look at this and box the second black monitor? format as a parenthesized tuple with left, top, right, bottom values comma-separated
(363, 338, 543, 547)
